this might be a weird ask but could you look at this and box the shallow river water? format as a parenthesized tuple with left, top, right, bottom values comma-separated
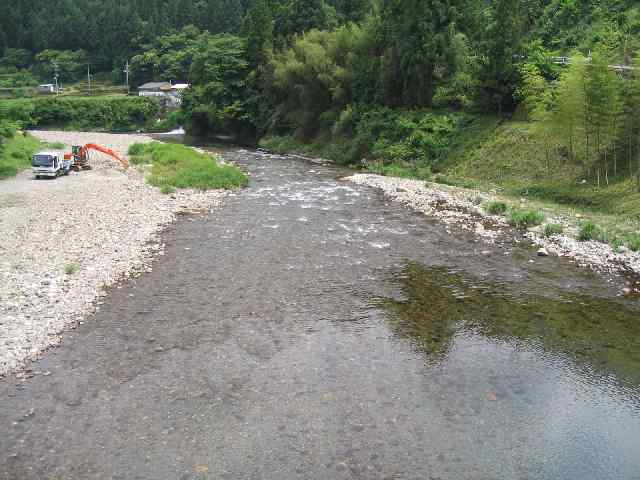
(1, 149, 639, 479)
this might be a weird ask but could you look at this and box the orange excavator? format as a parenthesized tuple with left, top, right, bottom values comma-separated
(64, 144, 130, 171)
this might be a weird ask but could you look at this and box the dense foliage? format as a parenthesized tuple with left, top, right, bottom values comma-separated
(1, 97, 159, 131)
(2, 0, 640, 185)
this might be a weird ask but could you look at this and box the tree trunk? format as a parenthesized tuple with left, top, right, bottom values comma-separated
(604, 149, 609, 185)
(629, 136, 633, 177)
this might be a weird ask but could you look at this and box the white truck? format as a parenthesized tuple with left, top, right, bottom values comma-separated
(32, 151, 72, 179)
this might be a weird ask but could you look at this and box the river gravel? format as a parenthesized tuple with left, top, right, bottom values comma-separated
(347, 173, 640, 278)
(0, 131, 226, 376)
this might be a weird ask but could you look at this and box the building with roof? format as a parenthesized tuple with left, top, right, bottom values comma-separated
(138, 82, 190, 106)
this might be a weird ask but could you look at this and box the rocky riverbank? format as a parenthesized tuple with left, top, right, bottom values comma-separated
(0, 131, 226, 376)
(347, 173, 640, 282)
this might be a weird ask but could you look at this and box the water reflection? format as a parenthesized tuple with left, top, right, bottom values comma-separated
(385, 263, 640, 385)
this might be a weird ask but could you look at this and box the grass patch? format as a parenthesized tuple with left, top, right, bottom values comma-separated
(366, 160, 432, 181)
(41, 141, 66, 150)
(543, 223, 564, 237)
(64, 263, 79, 275)
(0, 132, 42, 178)
(507, 208, 545, 228)
(578, 222, 609, 243)
(485, 201, 508, 215)
(129, 142, 248, 190)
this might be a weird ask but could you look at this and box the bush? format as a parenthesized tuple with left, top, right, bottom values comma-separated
(508, 209, 545, 228)
(485, 201, 507, 215)
(543, 223, 564, 237)
(578, 222, 608, 242)
(128, 143, 147, 156)
(627, 235, 640, 252)
(130, 142, 248, 190)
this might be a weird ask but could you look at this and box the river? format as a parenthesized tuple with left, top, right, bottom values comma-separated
(1, 148, 639, 479)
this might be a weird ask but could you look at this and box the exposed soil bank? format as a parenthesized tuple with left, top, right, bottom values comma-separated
(0, 131, 226, 376)
(347, 173, 640, 281)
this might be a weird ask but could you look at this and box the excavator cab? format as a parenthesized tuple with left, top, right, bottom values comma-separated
(71, 145, 92, 171)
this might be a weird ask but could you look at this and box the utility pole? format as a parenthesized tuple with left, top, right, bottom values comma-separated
(52, 61, 59, 95)
(123, 61, 130, 95)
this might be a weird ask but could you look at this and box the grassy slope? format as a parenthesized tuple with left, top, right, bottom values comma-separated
(261, 114, 640, 248)
(0, 132, 42, 178)
(128, 142, 248, 192)
(439, 117, 640, 246)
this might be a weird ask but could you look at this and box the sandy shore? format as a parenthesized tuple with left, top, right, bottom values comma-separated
(0, 131, 226, 376)
(346, 173, 640, 281)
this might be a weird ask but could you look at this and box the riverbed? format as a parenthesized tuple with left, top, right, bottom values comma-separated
(1, 147, 639, 479)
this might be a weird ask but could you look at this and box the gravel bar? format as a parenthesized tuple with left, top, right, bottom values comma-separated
(347, 173, 640, 279)
(0, 131, 227, 376)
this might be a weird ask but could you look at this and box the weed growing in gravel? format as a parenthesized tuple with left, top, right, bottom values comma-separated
(485, 201, 507, 215)
(544, 224, 564, 237)
(128, 142, 248, 191)
(160, 185, 176, 194)
(64, 263, 79, 275)
(578, 222, 608, 242)
(508, 209, 545, 228)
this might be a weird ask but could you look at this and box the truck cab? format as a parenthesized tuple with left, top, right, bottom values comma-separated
(32, 151, 71, 179)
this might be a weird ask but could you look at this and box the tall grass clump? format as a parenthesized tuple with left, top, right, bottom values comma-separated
(485, 201, 507, 215)
(128, 142, 248, 190)
(507, 208, 545, 228)
(578, 222, 609, 242)
(627, 234, 640, 252)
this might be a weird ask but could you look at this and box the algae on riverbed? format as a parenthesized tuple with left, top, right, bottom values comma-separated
(384, 263, 640, 384)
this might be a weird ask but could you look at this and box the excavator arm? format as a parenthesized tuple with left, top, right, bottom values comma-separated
(72, 143, 130, 170)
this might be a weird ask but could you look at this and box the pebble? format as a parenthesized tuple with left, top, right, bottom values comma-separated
(537, 247, 549, 257)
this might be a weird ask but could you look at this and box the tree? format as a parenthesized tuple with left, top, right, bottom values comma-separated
(584, 51, 619, 185)
(378, 0, 458, 107)
(242, 0, 274, 69)
(183, 34, 250, 136)
(552, 53, 587, 163)
(479, 0, 523, 113)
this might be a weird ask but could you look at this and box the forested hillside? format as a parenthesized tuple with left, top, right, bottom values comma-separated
(2, 0, 640, 195)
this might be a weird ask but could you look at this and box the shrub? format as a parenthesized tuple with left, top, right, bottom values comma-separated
(485, 201, 507, 215)
(128, 143, 148, 156)
(543, 223, 564, 237)
(627, 235, 640, 252)
(508, 209, 545, 228)
(578, 222, 608, 242)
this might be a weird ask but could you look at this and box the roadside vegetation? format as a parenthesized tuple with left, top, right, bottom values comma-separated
(0, 131, 41, 179)
(128, 142, 248, 191)
(1, 97, 159, 132)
